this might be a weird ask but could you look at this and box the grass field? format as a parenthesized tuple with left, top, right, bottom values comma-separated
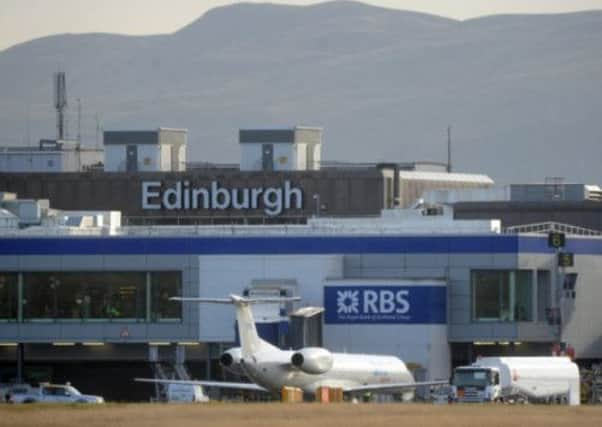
(2, 403, 602, 427)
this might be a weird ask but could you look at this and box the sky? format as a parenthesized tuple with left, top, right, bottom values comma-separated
(2, 0, 602, 51)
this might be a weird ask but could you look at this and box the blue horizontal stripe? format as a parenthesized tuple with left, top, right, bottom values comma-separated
(0, 235, 600, 256)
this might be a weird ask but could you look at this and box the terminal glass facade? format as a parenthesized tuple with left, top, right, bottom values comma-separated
(472, 270, 533, 322)
(150, 272, 182, 321)
(0, 273, 18, 321)
(5, 271, 183, 322)
(23, 272, 147, 320)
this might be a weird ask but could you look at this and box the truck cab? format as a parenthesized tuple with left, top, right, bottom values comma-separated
(451, 367, 501, 403)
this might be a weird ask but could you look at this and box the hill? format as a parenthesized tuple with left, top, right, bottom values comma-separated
(1, 1, 601, 183)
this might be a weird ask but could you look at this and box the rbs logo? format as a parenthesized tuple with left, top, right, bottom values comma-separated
(326, 285, 446, 324)
(363, 290, 409, 314)
(335, 287, 410, 316)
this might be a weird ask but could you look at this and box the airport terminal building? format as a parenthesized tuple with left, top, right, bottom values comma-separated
(0, 127, 494, 225)
(1, 204, 602, 400)
(1, 127, 602, 401)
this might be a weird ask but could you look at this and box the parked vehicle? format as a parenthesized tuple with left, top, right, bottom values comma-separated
(8, 383, 104, 404)
(166, 383, 209, 403)
(3, 384, 35, 403)
(451, 357, 580, 405)
(430, 384, 454, 404)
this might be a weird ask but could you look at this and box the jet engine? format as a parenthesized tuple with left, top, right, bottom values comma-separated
(219, 347, 245, 376)
(291, 348, 334, 375)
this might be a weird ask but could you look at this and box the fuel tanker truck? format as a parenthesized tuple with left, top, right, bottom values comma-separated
(451, 357, 580, 405)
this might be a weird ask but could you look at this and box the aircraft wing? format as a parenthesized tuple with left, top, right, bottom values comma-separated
(170, 295, 301, 304)
(343, 380, 449, 394)
(134, 378, 269, 392)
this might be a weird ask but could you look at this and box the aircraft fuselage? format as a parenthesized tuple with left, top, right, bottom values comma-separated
(240, 349, 413, 394)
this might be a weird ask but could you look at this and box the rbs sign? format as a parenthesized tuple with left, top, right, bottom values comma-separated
(324, 285, 446, 324)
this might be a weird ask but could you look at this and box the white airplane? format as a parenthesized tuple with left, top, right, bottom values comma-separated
(135, 294, 447, 397)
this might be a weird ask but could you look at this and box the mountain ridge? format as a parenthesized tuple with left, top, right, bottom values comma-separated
(0, 1, 601, 184)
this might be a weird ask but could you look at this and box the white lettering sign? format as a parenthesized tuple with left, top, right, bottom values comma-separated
(363, 289, 410, 314)
(141, 180, 303, 217)
(142, 181, 161, 209)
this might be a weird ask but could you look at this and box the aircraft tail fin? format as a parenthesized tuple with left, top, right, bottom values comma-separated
(171, 295, 299, 356)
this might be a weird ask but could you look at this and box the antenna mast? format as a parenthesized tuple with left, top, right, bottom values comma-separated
(95, 114, 101, 149)
(54, 72, 67, 140)
(447, 125, 452, 173)
(77, 98, 82, 144)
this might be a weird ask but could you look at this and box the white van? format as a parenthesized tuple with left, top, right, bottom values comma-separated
(166, 383, 209, 403)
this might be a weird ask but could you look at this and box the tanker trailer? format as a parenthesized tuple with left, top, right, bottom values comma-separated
(451, 357, 580, 405)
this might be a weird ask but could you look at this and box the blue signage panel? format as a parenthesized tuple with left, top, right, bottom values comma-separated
(324, 285, 446, 324)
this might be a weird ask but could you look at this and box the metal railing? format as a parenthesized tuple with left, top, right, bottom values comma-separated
(122, 215, 308, 226)
(505, 221, 602, 236)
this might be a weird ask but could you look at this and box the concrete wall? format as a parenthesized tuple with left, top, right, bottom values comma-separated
(136, 145, 161, 172)
(312, 143, 321, 171)
(174, 145, 186, 171)
(0, 152, 63, 173)
(239, 128, 321, 172)
(295, 143, 307, 170)
(240, 142, 297, 171)
(104, 145, 126, 172)
(552, 253, 602, 359)
(196, 255, 342, 342)
(273, 143, 296, 171)
(104, 129, 186, 172)
(399, 178, 492, 208)
(293, 128, 322, 146)
(239, 144, 259, 171)
(158, 129, 186, 171)
(158, 129, 186, 148)
(160, 145, 171, 172)
(0, 150, 102, 173)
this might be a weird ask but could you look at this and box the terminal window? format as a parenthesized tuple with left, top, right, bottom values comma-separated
(0, 273, 18, 321)
(150, 272, 182, 321)
(471, 270, 533, 322)
(23, 272, 146, 320)
(15, 271, 181, 322)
